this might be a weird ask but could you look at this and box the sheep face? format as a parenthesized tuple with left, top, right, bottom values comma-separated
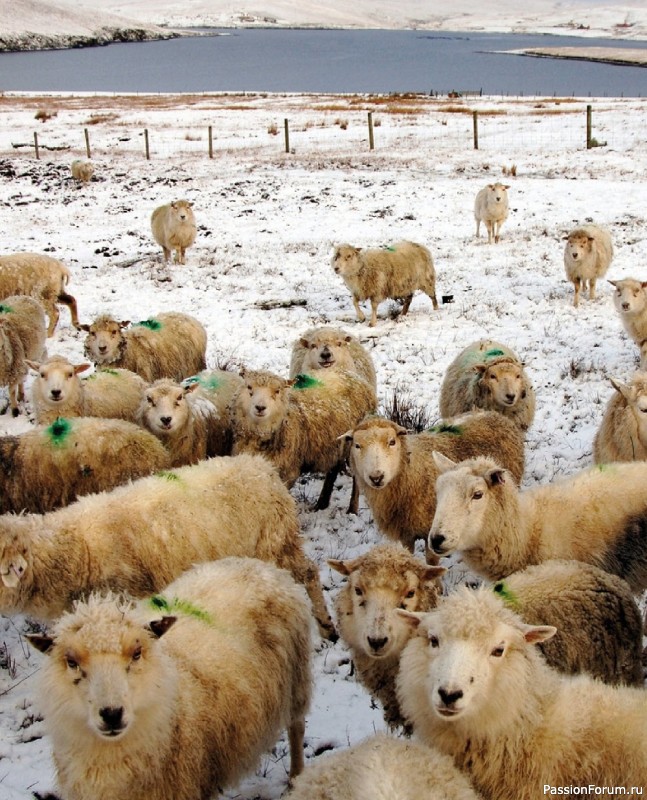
(610, 278, 647, 317)
(82, 318, 128, 366)
(612, 374, 647, 439)
(27, 357, 90, 408)
(141, 380, 194, 434)
(300, 330, 353, 372)
(237, 372, 290, 435)
(0, 532, 28, 588)
(331, 245, 362, 279)
(564, 231, 594, 262)
(475, 361, 524, 410)
(347, 421, 408, 489)
(169, 200, 194, 223)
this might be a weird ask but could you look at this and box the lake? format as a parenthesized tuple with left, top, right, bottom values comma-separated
(1, 29, 646, 96)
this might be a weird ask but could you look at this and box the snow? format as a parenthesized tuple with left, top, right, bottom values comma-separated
(0, 90, 646, 798)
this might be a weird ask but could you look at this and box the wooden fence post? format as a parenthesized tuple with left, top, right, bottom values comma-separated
(33, 132, 40, 160)
(367, 111, 374, 150)
(84, 128, 91, 159)
(144, 128, 150, 160)
(208, 125, 213, 158)
(472, 110, 479, 150)
(586, 104, 592, 149)
(284, 118, 290, 153)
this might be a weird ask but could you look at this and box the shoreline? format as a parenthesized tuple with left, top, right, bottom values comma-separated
(515, 46, 647, 68)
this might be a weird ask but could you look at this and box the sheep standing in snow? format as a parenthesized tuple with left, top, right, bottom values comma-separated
(610, 277, 647, 368)
(29, 356, 146, 426)
(70, 159, 94, 183)
(151, 200, 197, 265)
(0, 453, 335, 639)
(28, 557, 313, 800)
(396, 587, 647, 799)
(563, 224, 613, 307)
(593, 372, 647, 463)
(289, 326, 377, 391)
(474, 182, 509, 244)
(0, 295, 47, 416)
(0, 252, 79, 336)
(331, 241, 438, 327)
(82, 311, 207, 383)
(344, 412, 525, 554)
(439, 339, 535, 430)
(429, 453, 647, 592)
(0, 417, 169, 514)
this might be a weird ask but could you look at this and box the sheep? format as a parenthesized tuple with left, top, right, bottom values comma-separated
(289, 326, 377, 391)
(474, 182, 509, 244)
(563, 224, 613, 307)
(344, 411, 525, 555)
(395, 587, 647, 799)
(28, 355, 147, 426)
(286, 734, 480, 800)
(0, 295, 47, 416)
(28, 557, 313, 800)
(331, 241, 438, 327)
(0, 453, 335, 640)
(81, 311, 207, 383)
(231, 368, 377, 510)
(0, 252, 79, 336)
(429, 453, 647, 593)
(151, 200, 197, 265)
(328, 544, 445, 730)
(70, 159, 94, 183)
(0, 416, 170, 514)
(593, 372, 647, 464)
(439, 339, 535, 431)
(609, 277, 647, 368)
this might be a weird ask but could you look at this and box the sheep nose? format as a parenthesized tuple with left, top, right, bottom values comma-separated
(430, 533, 446, 554)
(99, 706, 124, 731)
(571, 252, 578, 259)
(255, 404, 266, 414)
(160, 416, 172, 427)
(50, 389, 62, 400)
(505, 393, 516, 403)
(622, 302, 630, 311)
(98, 345, 107, 353)
(367, 636, 388, 653)
(369, 472, 384, 487)
(438, 687, 463, 708)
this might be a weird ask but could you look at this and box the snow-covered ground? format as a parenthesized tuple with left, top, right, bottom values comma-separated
(0, 91, 645, 798)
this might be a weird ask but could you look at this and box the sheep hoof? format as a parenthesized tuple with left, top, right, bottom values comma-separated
(11, 408, 19, 418)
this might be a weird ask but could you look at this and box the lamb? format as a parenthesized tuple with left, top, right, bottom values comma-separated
(0, 416, 170, 514)
(344, 411, 525, 554)
(593, 372, 647, 463)
(331, 241, 438, 327)
(151, 200, 197, 265)
(0, 252, 79, 336)
(231, 368, 377, 510)
(286, 734, 480, 800)
(609, 277, 647, 368)
(439, 339, 535, 431)
(81, 311, 207, 382)
(70, 159, 94, 183)
(563, 224, 613, 307)
(429, 453, 647, 592)
(474, 182, 509, 244)
(395, 587, 647, 799)
(0, 453, 335, 639)
(0, 295, 47, 416)
(28, 557, 313, 800)
(28, 355, 146, 426)
(289, 326, 377, 391)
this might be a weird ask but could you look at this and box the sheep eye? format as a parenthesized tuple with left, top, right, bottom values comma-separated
(428, 635, 439, 648)
(247, 386, 253, 395)
(132, 646, 142, 662)
(388, 439, 396, 447)
(472, 490, 483, 500)
(405, 589, 415, 599)
(66, 657, 79, 670)
(146, 396, 154, 406)
(491, 645, 505, 658)
(354, 443, 361, 449)
(354, 586, 363, 597)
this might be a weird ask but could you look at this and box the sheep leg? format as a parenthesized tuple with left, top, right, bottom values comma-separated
(284, 554, 336, 640)
(572, 277, 581, 308)
(8, 382, 21, 417)
(486, 220, 494, 244)
(161, 247, 171, 263)
(589, 278, 596, 301)
(316, 464, 340, 510)
(494, 220, 501, 243)
(475, 219, 481, 238)
(352, 296, 366, 323)
(369, 298, 379, 327)
(44, 301, 59, 337)
(57, 291, 80, 329)
(287, 716, 306, 781)
(401, 295, 413, 315)
(347, 476, 359, 515)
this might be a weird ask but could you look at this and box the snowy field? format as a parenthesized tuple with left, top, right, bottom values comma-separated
(0, 91, 646, 798)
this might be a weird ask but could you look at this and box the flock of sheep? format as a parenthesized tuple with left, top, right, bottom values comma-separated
(0, 164, 646, 800)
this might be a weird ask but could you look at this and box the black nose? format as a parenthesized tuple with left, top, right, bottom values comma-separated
(622, 303, 630, 311)
(505, 393, 516, 403)
(367, 636, 388, 653)
(98, 345, 107, 353)
(369, 472, 384, 487)
(255, 404, 266, 413)
(430, 534, 446, 553)
(438, 687, 463, 707)
(99, 706, 124, 730)
(50, 389, 61, 400)
(160, 416, 172, 426)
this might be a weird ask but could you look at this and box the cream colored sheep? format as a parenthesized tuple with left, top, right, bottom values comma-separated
(0, 453, 335, 639)
(289, 326, 377, 391)
(344, 412, 525, 554)
(0, 252, 80, 336)
(28, 557, 313, 800)
(329, 544, 444, 730)
(331, 241, 438, 327)
(28, 355, 146, 426)
(0, 295, 47, 416)
(70, 159, 94, 183)
(474, 182, 509, 244)
(439, 339, 535, 431)
(0, 416, 169, 514)
(429, 454, 647, 592)
(81, 311, 207, 382)
(609, 277, 647, 368)
(593, 372, 647, 463)
(151, 200, 197, 265)
(181, 369, 244, 455)
(231, 368, 376, 510)
(286, 734, 480, 800)
(396, 587, 647, 799)
(563, 224, 613, 307)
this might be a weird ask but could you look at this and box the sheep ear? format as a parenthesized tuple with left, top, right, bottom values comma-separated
(503, 184, 510, 189)
(395, 609, 424, 629)
(327, 558, 356, 576)
(74, 363, 92, 375)
(119, 320, 130, 329)
(147, 616, 177, 639)
(344, 335, 352, 344)
(485, 468, 506, 486)
(610, 377, 630, 399)
(25, 359, 41, 372)
(183, 382, 199, 395)
(394, 424, 408, 437)
(338, 430, 354, 443)
(26, 633, 55, 654)
(79, 323, 91, 332)
(299, 338, 310, 348)
(432, 452, 457, 473)
(608, 280, 618, 288)
(473, 364, 487, 375)
(642, 282, 647, 290)
(422, 566, 446, 581)
(519, 623, 557, 644)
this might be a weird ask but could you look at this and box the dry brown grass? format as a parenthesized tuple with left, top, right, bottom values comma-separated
(84, 112, 119, 125)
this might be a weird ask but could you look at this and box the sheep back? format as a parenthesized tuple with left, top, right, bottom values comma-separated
(183, 369, 244, 456)
(289, 326, 377, 391)
(593, 373, 647, 463)
(563, 224, 613, 307)
(0, 295, 47, 415)
(151, 200, 197, 265)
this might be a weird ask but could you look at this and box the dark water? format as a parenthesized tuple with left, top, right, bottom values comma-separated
(1, 29, 646, 96)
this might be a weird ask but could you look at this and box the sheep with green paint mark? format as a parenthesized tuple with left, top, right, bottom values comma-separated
(0, 453, 335, 640)
(289, 326, 377, 391)
(439, 339, 535, 431)
(0, 295, 47, 416)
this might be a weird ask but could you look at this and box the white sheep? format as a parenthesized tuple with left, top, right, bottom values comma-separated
(0, 416, 170, 514)
(28, 557, 313, 800)
(151, 200, 197, 265)
(286, 734, 480, 800)
(231, 368, 376, 510)
(563, 224, 613, 307)
(331, 241, 438, 327)
(439, 339, 536, 431)
(289, 326, 377, 391)
(429, 453, 647, 592)
(396, 587, 647, 799)
(344, 412, 525, 554)
(0, 453, 335, 639)
(0, 252, 79, 336)
(0, 295, 47, 416)
(70, 159, 94, 183)
(593, 372, 647, 464)
(28, 355, 146, 426)
(81, 311, 207, 383)
(609, 277, 647, 368)
(474, 182, 509, 244)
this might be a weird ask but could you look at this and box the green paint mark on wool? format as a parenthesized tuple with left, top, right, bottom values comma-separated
(493, 581, 520, 610)
(428, 423, 463, 435)
(382, 245, 397, 252)
(148, 594, 213, 624)
(135, 318, 162, 331)
(185, 374, 223, 392)
(155, 470, 182, 482)
(596, 463, 615, 473)
(46, 417, 72, 447)
(293, 373, 323, 390)
(0, 304, 13, 315)
(483, 348, 506, 360)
